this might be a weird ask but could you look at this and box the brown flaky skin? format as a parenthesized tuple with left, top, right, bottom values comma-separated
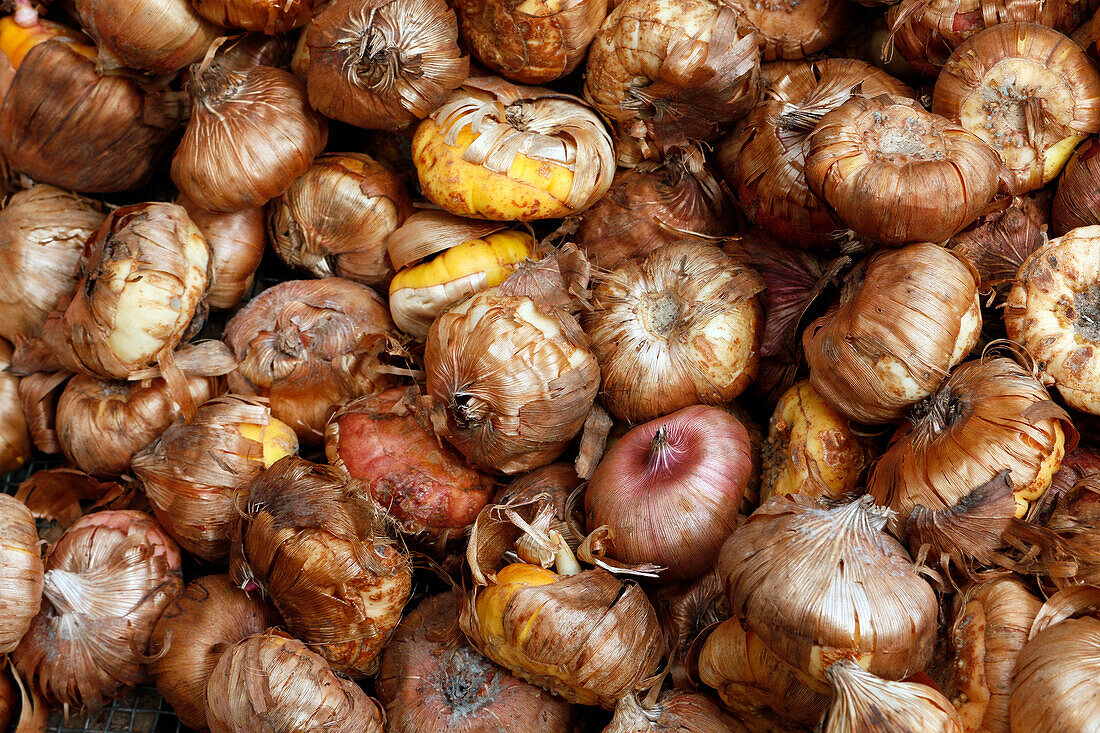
(74, 0, 220, 74)
(1009, 616, 1100, 731)
(377, 592, 577, 733)
(452, 0, 606, 83)
(192, 0, 313, 33)
(178, 195, 266, 311)
(0, 40, 181, 194)
(326, 388, 496, 537)
(1053, 138, 1100, 234)
(950, 193, 1051, 292)
(803, 243, 981, 425)
(605, 690, 749, 733)
(726, 0, 851, 60)
(224, 278, 398, 444)
(0, 340, 32, 474)
(13, 511, 183, 712)
(306, 0, 468, 130)
(206, 633, 385, 733)
(719, 60, 914, 247)
(149, 575, 280, 731)
(0, 495, 43, 655)
(173, 64, 328, 213)
(823, 660, 963, 733)
(235, 457, 412, 676)
(805, 93, 1003, 245)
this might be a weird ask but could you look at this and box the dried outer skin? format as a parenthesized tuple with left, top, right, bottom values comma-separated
(719, 60, 914, 248)
(192, 0, 313, 33)
(496, 463, 584, 548)
(13, 510, 183, 711)
(1045, 476, 1100, 586)
(805, 94, 1003, 245)
(454, 0, 605, 84)
(306, 0, 468, 130)
(950, 193, 1050, 291)
(823, 660, 963, 733)
(178, 196, 266, 311)
(0, 41, 181, 193)
(14, 468, 146, 542)
(803, 243, 981, 424)
(57, 374, 218, 477)
(206, 633, 385, 733)
(425, 289, 600, 474)
(19, 371, 64, 455)
(718, 495, 939, 684)
(1005, 225, 1100, 415)
(325, 388, 496, 537)
(725, 0, 852, 60)
(173, 64, 328, 213)
(932, 23, 1100, 194)
(868, 358, 1072, 528)
(74, 0, 220, 74)
(377, 592, 577, 733)
(585, 242, 763, 424)
(149, 575, 279, 731)
(223, 278, 398, 444)
(0, 339, 31, 473)
(0, 185, 104, 342)
(945, 577, 1041, 733)
(1053, 138, 1100, 234)
(236, 457, 413, 676)
(604, 690, 750, 733)
(1009, 617, 1100, 732)
(269, 153, 413, 287)
(583, 0, 761, 162)
(0, 494, 42, 655)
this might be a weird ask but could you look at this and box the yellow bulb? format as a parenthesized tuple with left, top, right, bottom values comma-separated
(389, 231, 533, 294)
(475, 563, 559, 640)
(0, 16, 94, 68)
(238, 418, 299, 467)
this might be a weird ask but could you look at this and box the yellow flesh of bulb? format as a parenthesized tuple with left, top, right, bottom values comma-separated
(476, 563, 560, 641)
(0, 16, 95, 67)
(237, 419, 299, 467)
(389, 231, 534, 293)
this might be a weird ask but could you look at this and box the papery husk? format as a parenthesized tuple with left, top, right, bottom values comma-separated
(74, 0, 220, 74)
(583, 0, 761, 163)
(0, 338, 30, 473)
(413, 77, 615, 220)
(425, 286, 600, 474)
(805, 93, 1004, 245)
(377, 591, 577, 733)
(696, 617, 828, 729)
(223, 278, 398, 444)
(454, 0, 604, 83)
(719, 495, 939, 684)
(0, 494, 43, 655)
(205, 632, 385, 733)
(178, 195, 266, 311)
(652, 568, 729, 688)
(149, 574, 280, 731)
(950, 193, 1050, 292)
(13, 510, 183, 711)
(57, 374, 218, 477)
(192, 0, 313, 33)
(0, 185, 104, 343)
(174, 63, 328, 213)
(604, 689, 749, 733)
(305, 0, 467, 130)
(574, 145, 728, 270)
(932, 23, 1100, 194)
(0, 33, 182, 193)
(18, 370, 66, 454)
(1053, 137, 1100, 234)
(132, 394, 299, 561)
(325, 387, 496, 538)
(718, 60, 914, 247)
(496, 463, 585, 550)
(823, 659, 963, 733)
(209, 31, 298, 69)
(14, 468, 145, 544)
(235, 456, 413, 676)
(1005, 225, 1100, 415)
(944, 576, 1042, 733)
(803, 243, 982, 424)
(386, 210, 509, 274)
(584, 242, 762, 423)
(724, 0, 851, 60)
(1009, 612, 1100, 731)
(1045, 475, 1100, 587)
(270, 152, 413, 287)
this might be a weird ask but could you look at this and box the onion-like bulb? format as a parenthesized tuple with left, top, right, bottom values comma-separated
(0, 185, 104, 342)
(305, 0, 468, 130)
(803, 243, 982, 424)
(574, 145, 728, 270)
(413, 77, 615, 220)
(932, 23, 1100, 194)
(584, 242, 762, 423)
(950, 193, 1051, 293)
(178, 195, 265, 311)
(726, 0, 851, 60)
(451, 0, 605, 83)
(269, 153, 413, 287)
(604, 690, 748, 733)
(0, 495, 42, 654)
(719, 60, 913, 247)
(224, 278, 398, 444)
(806, 93, 1004, 245)
(377, 591, 577, 733)
(0, 17, 182, 193)
(0, 339, 31, 473)
(1053, 139, 1100, 234)
(192, 0, 314, 33)
(235, 457, 413, 676)
(173, 63, 328, 213)
(585, 406, 752, 581)
(13, 510, 183, 711)
(73, 0, 221, 74)
(823, 660, 963, 733)
(149, 575, 280, 731)
(206, 633, 385, 733)
(584, 0, 761, 162)
(719, 495, 939, 683)
(132, 395, 299, 561)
